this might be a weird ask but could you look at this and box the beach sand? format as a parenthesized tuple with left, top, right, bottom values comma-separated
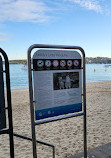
(0, 81, 111, 158)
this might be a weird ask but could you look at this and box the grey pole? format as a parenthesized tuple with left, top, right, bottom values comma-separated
(83, 53, 87, 158)
(80, 48, 87, 158)
(27, 48, 37, 158)
(0, 48, 15, 158)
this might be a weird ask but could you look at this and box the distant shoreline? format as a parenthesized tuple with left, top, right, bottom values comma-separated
(9, 60, 27, 64)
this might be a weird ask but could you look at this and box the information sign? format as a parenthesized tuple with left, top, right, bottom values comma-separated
(0, 56, 6, 130)
(33, 49, 82, 120)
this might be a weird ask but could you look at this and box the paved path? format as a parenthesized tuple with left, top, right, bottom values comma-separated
(67, 142, 111, 158)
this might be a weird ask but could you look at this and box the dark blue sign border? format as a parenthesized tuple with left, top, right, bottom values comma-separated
(35, 103, 82, 120)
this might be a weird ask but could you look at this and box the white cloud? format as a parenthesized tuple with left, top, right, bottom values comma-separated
(0, 0, 109, 24)
(0, 0, 50, 23)
(64, 0, 103, 13)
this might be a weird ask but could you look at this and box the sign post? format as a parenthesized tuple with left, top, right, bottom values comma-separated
(0, 56, 6, 130)
(27, 44, 87, 158)
(0, 48, 14, 158)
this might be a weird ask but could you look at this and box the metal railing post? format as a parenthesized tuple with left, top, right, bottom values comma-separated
(0, 48, 14, 158)
(27, 47, 37, 158)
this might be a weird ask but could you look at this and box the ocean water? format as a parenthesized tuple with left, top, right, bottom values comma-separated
(86, 64, 111, 82)
(4, 64, 111, 89)
(5, 64, 28, 90)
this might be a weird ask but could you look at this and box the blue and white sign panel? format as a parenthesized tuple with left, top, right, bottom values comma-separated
(33, 50, 82, 120)
(0, 56, 6, 130)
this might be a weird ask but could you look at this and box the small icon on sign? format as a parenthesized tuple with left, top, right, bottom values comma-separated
(37, 60, 44, 67)
(48, 111, 51, 114)
(45, 60, 51, 67)
(39, 112, 42, 116)
(53, 60, 59, 67)
(67, 60, 72, 67)
(74, 60, 79, 66)
(60, 60, 66, 67)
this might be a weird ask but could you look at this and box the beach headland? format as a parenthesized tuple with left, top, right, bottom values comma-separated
(0, 81, 111, 158)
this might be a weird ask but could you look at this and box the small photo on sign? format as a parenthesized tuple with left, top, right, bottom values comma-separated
(53, 72, 79, 90)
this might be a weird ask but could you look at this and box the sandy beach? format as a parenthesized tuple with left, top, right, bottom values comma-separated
(0, 81, 111, 158)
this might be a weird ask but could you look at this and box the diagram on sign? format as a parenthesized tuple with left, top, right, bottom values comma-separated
(53, 72, 79, 90)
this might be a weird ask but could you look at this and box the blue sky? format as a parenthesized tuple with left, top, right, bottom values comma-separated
(0, 0, 111, 59)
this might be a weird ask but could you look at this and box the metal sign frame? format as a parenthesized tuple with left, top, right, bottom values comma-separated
(27, 44, 87, 158)
(0, 56, 6, 130)
(0, 48, 14, 158)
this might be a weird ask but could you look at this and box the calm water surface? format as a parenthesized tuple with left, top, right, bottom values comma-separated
(7, 64, 111, 89)
(86, 64, 111, 82)
(9, 64, 28, 89)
